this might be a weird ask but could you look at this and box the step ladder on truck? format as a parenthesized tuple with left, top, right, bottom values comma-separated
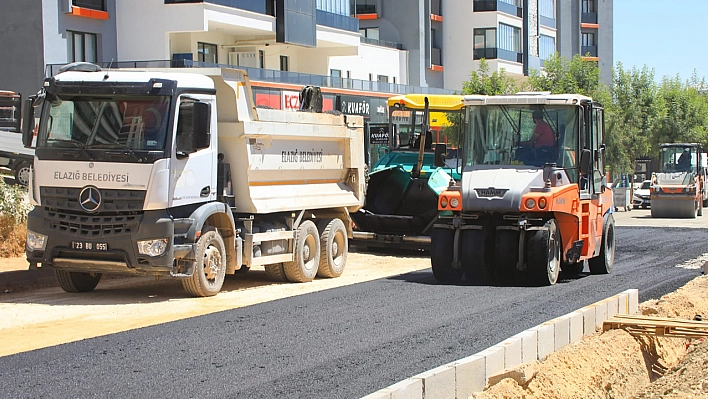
(431, 92, 616, 285)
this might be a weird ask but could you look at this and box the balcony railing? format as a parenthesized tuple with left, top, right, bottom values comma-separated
(474, 48, 497, 60)
(581, 12, 598, 24)
(316, 9, 359, 32)
(581, 46, 598, 57)
(540, 15, 556, 28)
(360, 37, 403, 50)
(45, 61, 455, 95)
(164, 0, 267, 14)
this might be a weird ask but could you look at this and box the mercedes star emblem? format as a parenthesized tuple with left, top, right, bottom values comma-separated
(79, 186, 101, 212)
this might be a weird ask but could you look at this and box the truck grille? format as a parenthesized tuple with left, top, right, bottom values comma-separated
(40, 187, 145, 237)
(41, 187, 145, 212)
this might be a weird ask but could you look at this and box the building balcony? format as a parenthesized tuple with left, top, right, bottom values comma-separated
(474, 48, 522, 64)
(473, 0, 522, 18)
(163, 0, 358, 32)
(360, 37, 403, 50)
(581, 12, 598, 24)
(581, 46, 598, 57)
(45, 61, 456, 95)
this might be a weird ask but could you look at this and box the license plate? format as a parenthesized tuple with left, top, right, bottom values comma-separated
(71, 241, 108, 251)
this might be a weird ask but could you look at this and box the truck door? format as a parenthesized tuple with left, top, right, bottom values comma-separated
(172, 94, 216, 207)
(589, 106, 607, 253)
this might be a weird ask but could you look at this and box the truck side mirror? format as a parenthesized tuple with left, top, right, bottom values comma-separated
(434, 143, 447, 168)
(579, 149, 592, 175)
(21, 98, 34, 148)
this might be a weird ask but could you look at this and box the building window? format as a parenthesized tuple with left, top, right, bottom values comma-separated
(369, 73, 373, 81)
(72, 0, 105, 11)
(259, 50, 265, 69)
(280, 55, 289, 71)
(197, 42, 218, 64)
(582, 32, 595, 47)
(67, 31, 97, 63)
(473, 27, 496, 59)
(377, 75, 388, 83)
(581, 0, 595, 13)
(499, 0, 522, 6)
(351, 0, 376, 15)
(317, 0, 350, 15)
(539, 0, 555, 18)
(539, 35, 555, 60)
(498, 23, 521, 53)
(393, 76, 396, 84)
(360, 27, 379, 40)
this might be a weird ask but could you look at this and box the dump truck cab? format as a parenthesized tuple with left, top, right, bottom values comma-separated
(651, 143, 707, 218)
(431, 92, 615, 285)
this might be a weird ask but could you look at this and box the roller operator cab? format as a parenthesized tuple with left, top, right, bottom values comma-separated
(22, 63, 365, 297)
(650, 143, 708, 219)
(431, 92, 615, 285)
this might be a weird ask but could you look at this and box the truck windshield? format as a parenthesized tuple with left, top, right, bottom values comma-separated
(463, 105, 580, 179)
(37, 96, 171, 151)
(660, 146, 695, 173)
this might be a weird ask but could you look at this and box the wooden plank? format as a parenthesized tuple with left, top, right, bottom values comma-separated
(603, 314, 708, 338)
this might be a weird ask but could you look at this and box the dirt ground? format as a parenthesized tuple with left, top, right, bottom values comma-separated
(473, 271, 708, 399)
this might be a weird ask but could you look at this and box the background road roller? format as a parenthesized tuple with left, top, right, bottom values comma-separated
(650, 143, 708, 219)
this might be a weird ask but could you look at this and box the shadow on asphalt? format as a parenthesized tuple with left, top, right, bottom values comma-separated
(387, 268, 589, 288)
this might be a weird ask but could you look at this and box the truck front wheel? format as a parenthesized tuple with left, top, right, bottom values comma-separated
(13, 161, 31, 186)
(55, 270, 102, 293)
(283, 220, 320, 282)
(182, 227, 226, 297)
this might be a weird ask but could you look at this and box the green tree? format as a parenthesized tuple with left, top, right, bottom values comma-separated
(527, 54, 600, 96)
(443, 60, 519, 147)
(603, 63, 663, 175)
(653, 75, 708, 149)
(461, 59, 519, 96)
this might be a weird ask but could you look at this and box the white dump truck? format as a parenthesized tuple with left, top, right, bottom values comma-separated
(21, 63, 366, 296)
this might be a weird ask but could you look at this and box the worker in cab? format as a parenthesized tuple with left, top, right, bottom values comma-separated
(519, 110, 556, 166)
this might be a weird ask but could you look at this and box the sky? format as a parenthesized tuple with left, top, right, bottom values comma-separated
(613, 0, 708, 82)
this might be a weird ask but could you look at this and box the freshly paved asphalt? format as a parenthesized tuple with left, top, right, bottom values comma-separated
(0, 217, 705, 398)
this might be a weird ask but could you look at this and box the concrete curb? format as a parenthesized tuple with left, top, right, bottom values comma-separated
(361, 289, 639, 399)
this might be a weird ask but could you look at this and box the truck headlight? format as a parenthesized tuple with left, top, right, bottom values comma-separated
(137, 238, 169, 257)
(26, 230, 47, 251)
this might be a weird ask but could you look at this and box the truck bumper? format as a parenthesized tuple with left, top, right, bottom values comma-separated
(25, 207, 194, 276)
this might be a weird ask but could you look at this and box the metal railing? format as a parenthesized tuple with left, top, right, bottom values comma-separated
(45, 61, 456, 95)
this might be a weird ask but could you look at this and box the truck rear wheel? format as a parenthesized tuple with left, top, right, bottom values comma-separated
(317, 218, 347, 278)
(589, 215, 615, 275)
(430, 227, 462, 283)
(182, 227, 226, 297)
(55, 270, 101, 293)
(461, 229, 490, 284)
(527, 219, 561, 286)
(283, 220, 320, 283)
(264, 263, 288, 282)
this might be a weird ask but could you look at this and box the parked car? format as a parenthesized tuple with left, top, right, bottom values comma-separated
(633, 180, 651, 209)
